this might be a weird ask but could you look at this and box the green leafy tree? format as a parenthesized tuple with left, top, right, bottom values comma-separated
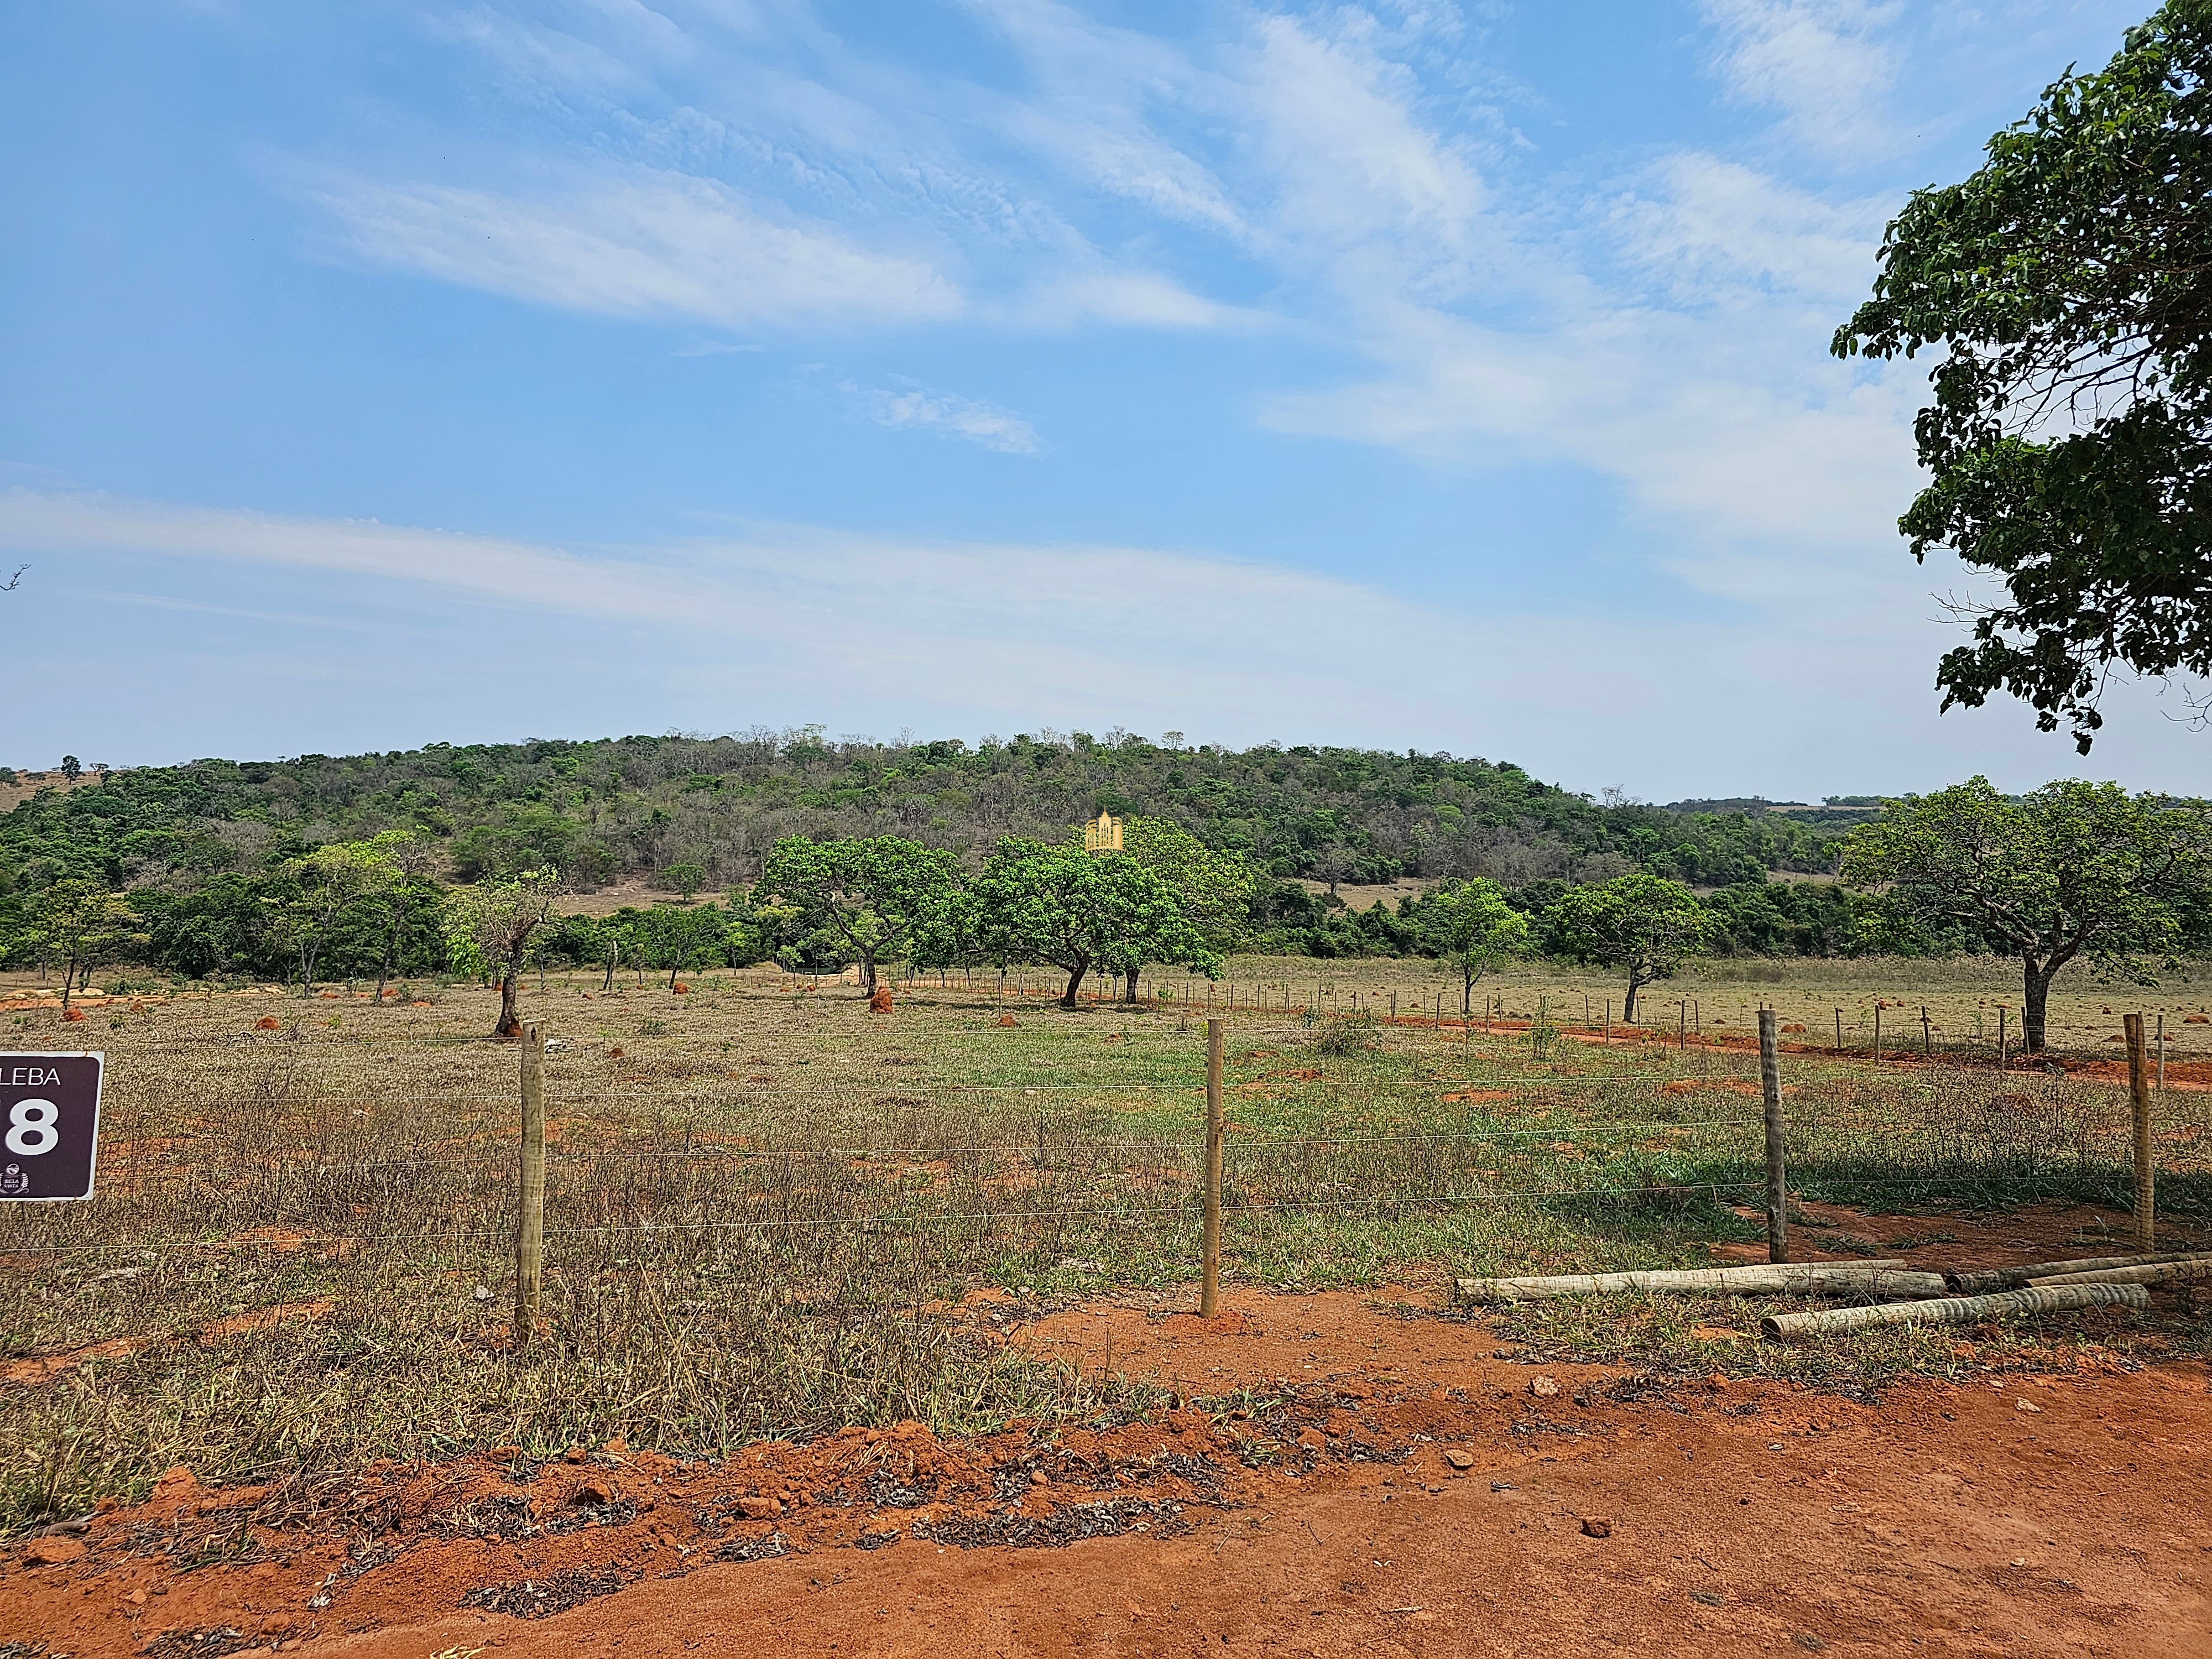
(1833, 6, 2212, 750)
(445, 867, 564, 1039)
(970, 837, 1219, 1008)
(273, 831, 419, 997)
(756, 836, 962, 997)
(641, 902, 731, 989)
(662, 861, 708, 901)
(58, 756, 80, 781)
(1431, 878, 1532, 1014)
(28, 879, 144, 1011)
(1117, 816, 1255, 1003)
(1841, 777, 2212, 1051)
(1547, 874, 1713, 1022)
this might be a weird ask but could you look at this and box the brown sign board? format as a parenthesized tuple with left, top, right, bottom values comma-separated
(0, 1052, 103, 1201)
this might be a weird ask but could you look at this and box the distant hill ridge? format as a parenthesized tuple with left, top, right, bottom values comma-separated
(0, 728, 1848, 895)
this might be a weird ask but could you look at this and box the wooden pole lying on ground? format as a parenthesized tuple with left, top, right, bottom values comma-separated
(2029, 1258, 2212, 1288)
(1946, 1251, 2206, 1295)
(515, 1022, 546, 1355)
(1200, 1017, 1224, 1318)
(2126, 1011, 2156, 1250)
(1760, 1009, 1787, 1265)
(1759, 1282, 2147, 1341)
(1454, 1264, 1927, 1304)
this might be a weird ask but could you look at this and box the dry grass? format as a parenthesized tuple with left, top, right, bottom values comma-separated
(1, 962, 2207, 1532)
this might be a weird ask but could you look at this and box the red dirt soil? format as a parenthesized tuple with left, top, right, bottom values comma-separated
(8, 1265, 2211, 1658)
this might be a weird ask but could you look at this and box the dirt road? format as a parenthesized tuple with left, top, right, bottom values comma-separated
(8, 1284, 2209, 1657)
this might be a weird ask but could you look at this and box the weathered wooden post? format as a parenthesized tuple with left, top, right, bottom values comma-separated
(2126, 1013, 2155, 1250)
(515, 1022, 546, 1354)
(1201, 1018, 1225, 1317)
(1759, 1009, 1787, 1265)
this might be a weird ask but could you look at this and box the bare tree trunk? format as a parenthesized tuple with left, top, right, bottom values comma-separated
(375, 915, 402, 1004)
(1463, 967, 1475, 1016)
(2022, 956, 2052, 1053)
(60, 949, 76, 1013)
(602, 941, 617, 993)
(1062, 962, 1087, 1009)
(1623, 975, 1641, 1024)
(1124, 967, 1140, 1005)
(860, 956, 878, 998)
(493, 960, 524, 1039)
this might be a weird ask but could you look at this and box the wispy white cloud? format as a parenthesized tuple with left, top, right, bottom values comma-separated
(302, 169, 962, 332)
(1018, 271, 1266, 331)
(1243, 13, 1486, 281)
(844, 377, 1042, 454)
(1606, 152, 1888, 306)
(1700, 0, 1905, 163)
(4, 485, 2177, 794)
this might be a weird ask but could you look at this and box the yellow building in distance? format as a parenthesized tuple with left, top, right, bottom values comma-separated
(1083, 812, 1124, 852)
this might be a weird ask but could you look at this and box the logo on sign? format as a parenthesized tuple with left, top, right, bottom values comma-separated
(0, 1165, 25, 1196)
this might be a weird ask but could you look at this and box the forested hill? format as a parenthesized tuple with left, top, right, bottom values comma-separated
(1, 728, 1840, 896)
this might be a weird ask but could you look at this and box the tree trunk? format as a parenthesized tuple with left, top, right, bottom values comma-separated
(1622, 975, 1640, 1024)
(1061, 962, 1087, 1009)
(2022, 956, 2052, 1053)
(374, 935, 394, 1005)
(493, 961, 524, 1039)
(860, 956, 878, 998)
(1462, 968, 1475, 1016)
(602, 942, 617, 993)
(1124, 967, 1140, 1005)
(60, 949, 76, 1013)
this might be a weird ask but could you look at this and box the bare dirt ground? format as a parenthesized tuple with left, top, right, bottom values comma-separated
(9, 1249, 2209, 1658)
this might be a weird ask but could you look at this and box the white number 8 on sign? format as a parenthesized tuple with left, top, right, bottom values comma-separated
(7, 1099, 59, 1156)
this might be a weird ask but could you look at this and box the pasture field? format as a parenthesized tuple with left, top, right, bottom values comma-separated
(3, 953, 2209, 1535)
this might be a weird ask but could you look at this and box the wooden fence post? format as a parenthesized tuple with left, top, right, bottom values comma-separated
(1997, 1006, 2007, 1070)
(1201, 1018, 1225, 1318)
(515, 1022, 546, 1354)
(1759, 1009, 1787, 1265)
(2125, 1012, 2155, 1250)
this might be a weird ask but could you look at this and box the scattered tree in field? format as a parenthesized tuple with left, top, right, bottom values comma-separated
(274, 831, 417, 997)
(366, 834, 443, 1003)
(59, 756, 80, 781)
(1431, 877, 1532, 1014)
(445, 867, 564, 1039)
(1833, 6, 2212, 750)
(757, 836, 961, 997)
(663, 861, 707, 901)
(1841, 778, 2212, 1052)
(28, 879, 143, 1013)
(643, 902, 728, 989)
(1546, 874, 1712, 1023)
(1117, 816, 1255, 1002)
(970, 837, 1219, 1007)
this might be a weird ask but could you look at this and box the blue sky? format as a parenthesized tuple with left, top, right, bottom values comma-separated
(3, 0, 2197, 801)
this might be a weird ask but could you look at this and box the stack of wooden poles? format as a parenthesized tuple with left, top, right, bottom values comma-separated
(1453, 1250, 2212, 1340)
